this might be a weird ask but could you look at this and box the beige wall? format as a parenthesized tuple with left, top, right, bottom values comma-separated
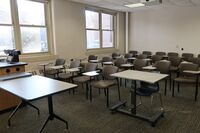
(129, 6, 200, 56)
(23, 0, 126, 71)
(52, 0, 126, 61)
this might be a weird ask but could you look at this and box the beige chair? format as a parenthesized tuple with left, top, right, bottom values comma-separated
(102, 56, 113, 66)
(91, 66, 120, 107)
(133, 59, 148, 71)
(73, 63, 97, 99)
(112, 52, 120, 60)
(151, 55, 163, 64)
(129, 50, 138, 57)
(137, 54, 148, 59)
(142, 51, 152, 58)
(168, 57, 182, 90)
(172, 63, 199, 101)
(58, 60, 80, 82)
(155, 60, 171, 95)
(182, 53, 194, 62)
(156, 52, 166, 56)
(45, 58, 65, 78)
(134, 59, 164, 110)
(168, 52, 178, 57)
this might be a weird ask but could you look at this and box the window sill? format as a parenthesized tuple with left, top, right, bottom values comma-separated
(20, 54, 58, 63)
(86, 48, 120, 55)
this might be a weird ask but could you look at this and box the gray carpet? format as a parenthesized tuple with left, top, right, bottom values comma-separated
(0, 80, 200, 133)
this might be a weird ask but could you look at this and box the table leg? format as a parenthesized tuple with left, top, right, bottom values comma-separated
(7, 100, 40, 127)
(39, 96, 68, 133)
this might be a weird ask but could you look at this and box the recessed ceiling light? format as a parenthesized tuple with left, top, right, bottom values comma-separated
(125, 3, 145, 8)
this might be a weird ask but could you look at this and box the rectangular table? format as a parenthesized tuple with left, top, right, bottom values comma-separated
(0, 75, 77, 132)
(110, 70, 168, 126)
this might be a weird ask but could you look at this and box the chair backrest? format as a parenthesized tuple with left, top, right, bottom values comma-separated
(102, 56, 112, 62)
(189, 57, 200, 67)
(133, 59, 148, 71)
(69, 60, 80, 68)
(179, 63, 198, 76)
(137, 54, 147, 59)
(142, 51, 152, 56)
(156, 52, 166, 56)
(102, 65, 118, 80)
(55, 59, 65, 66)
(156, 60, 171, 74)
(168, 56, 182, 67)
(182, 53, 194, 61)
(85, 63, 97, 72)
(112, 52, 119, 59)
(114, 58, 126, 67)
(88, 55, 98, 61)
(151, 55, 163, 64)
(198, 54, 200, 58)
(124, 53, 133, 58)
(129, 50, 138, 56)
(168, 52, 178, 57)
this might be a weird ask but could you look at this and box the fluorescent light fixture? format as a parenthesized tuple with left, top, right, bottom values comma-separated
(125, 3, 145, 8)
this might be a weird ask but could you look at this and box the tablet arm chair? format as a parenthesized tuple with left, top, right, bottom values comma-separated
(91, 66, 120, 107)
(172, 63, 199, 101)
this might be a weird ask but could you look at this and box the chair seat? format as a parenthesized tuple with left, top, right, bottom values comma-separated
(174, 77, 196, 83)
(136, 85, 159, 96)
(58, 73, 72, 79)
(91, 80, 115, 88)
(73, 76, 90, 83)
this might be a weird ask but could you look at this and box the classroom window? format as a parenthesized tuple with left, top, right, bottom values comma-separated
(85, 9, 115, 50)
(0, 0, 51, 55)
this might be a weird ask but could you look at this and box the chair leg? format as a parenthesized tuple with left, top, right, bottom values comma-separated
(164, 79, 167, 96)
(117, 78, 121, 101)
(172, 80, 175, 97)
(159, 92, 164, 110)
(195, 76, 199, 101)
(99, 88, 101, 95)
(150, 95, 154, 105)
(169, 73, 172, 91)
(178, 83, 180, 92)
(106, 88, 109, 107)
(104, 88, 107, 96)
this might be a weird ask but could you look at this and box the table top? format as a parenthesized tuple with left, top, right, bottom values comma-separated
(38, 62, 52, 66)
(82, 71, 99, 77)
(103, 61, 113, 65)
(143, 58, 152, 61)
(111, 70, 168, 84)
(89, 60, 100, 63)
(127, 57, 136, 60)
(49, 65, 64, 70)
(65, 67, 80, 72)
(0, 62, 27, 68)
(183, 70, 200, 75)
(143, 65, 157, 70)
(121, 63, 134, 67)
(0, 75, 77, 100)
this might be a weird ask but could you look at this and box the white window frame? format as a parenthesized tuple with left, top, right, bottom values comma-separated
(85, 8, 116, 50)
(0, 0, 54, 56)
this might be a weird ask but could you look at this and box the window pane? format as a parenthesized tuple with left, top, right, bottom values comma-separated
(17, 0, 45, 25)
(102, 31, 113, 48)
(0, 26, 15, 55)
(86, 30, 100, 49)
(0, 0, 12, 24)
(21, 27, 48, 53)
(85, 10, 99, 29)
(102, 13, 113, 30)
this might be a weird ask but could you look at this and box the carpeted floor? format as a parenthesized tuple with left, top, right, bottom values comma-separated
(0, 80, 200, 133)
